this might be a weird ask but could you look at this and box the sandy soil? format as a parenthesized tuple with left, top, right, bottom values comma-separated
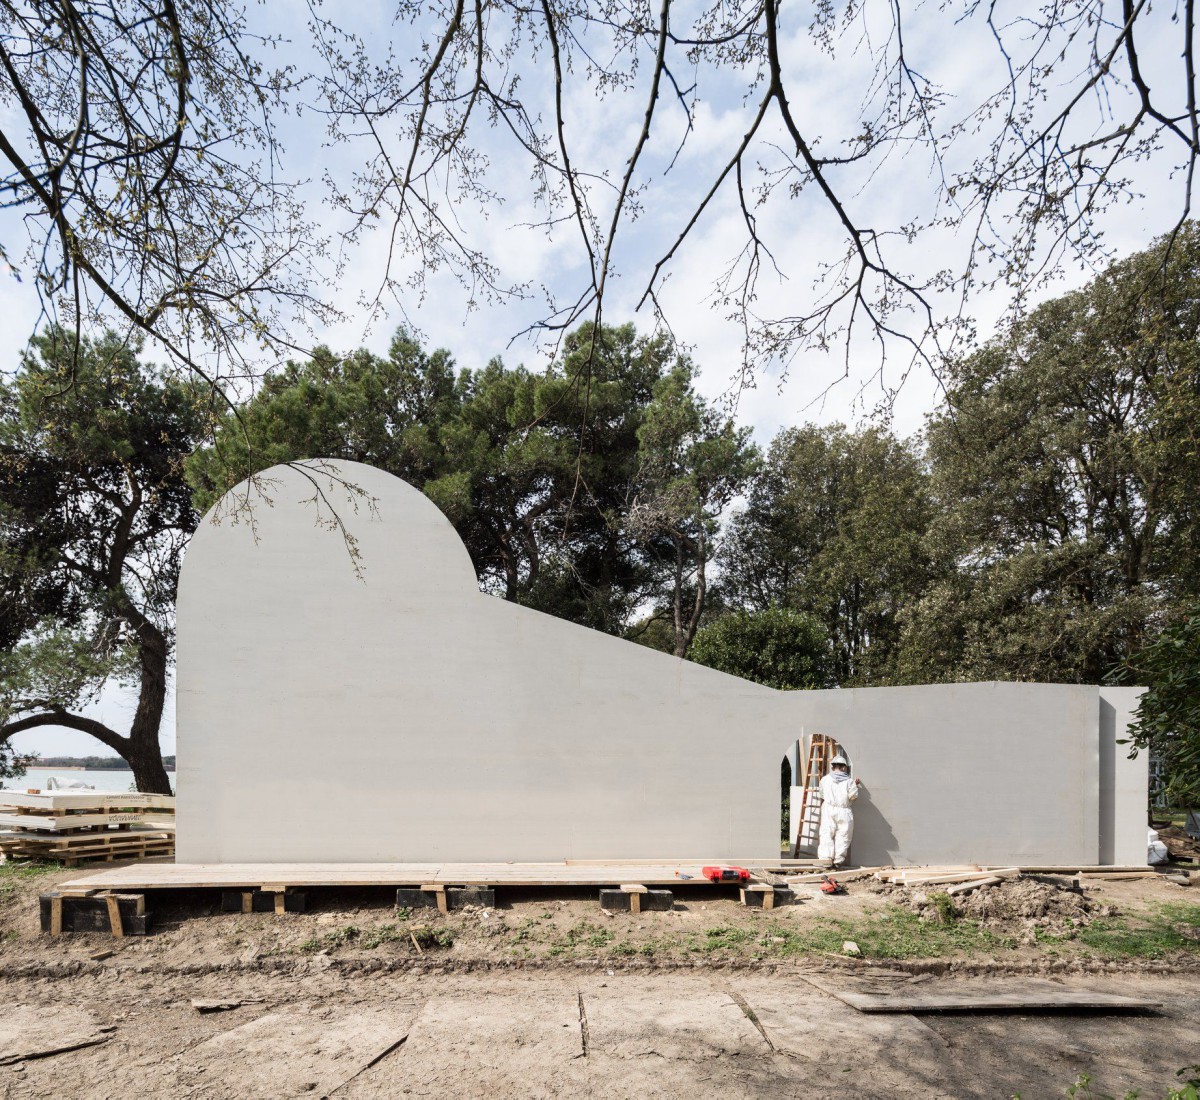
(1, 866, 1197, 1098)
(1, 966, 1197, 1098)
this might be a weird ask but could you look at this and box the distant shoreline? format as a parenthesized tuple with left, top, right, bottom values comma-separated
(24, 764, 177, 774)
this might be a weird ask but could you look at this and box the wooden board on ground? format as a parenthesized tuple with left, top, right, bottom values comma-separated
(826, 988, 1162, 1014)
(176, 1005, 419, 1095)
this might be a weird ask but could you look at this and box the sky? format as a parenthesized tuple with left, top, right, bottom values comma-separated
(1, 0, 1191, 759)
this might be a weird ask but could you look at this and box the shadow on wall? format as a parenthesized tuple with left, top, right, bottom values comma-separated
(852, 784, 900, 868)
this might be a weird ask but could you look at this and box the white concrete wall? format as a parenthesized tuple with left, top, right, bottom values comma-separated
(176, 461, 1147, 866)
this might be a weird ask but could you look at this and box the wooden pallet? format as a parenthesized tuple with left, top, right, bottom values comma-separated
(1, 827, 175, 866)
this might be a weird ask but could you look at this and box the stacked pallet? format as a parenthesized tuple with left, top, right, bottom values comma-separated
(0, 789, 174, 865)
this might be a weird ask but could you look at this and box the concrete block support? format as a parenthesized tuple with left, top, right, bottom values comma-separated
(395, 886, 496, 911)
(220, 890, 307, 914)
(740, 885, 792, 909)
(599, 888, 674, 912)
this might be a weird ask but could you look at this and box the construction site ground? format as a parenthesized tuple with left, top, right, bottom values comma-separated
(2, 862, 1198, 1097)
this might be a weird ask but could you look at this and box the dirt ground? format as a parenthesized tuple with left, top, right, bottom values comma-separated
(2, 865, 1199, 1097)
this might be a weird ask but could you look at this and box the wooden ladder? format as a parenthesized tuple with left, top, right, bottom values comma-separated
(791, 734, 838, 858)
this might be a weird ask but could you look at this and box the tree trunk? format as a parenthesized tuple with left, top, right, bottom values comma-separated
(122, 736, 172, 794)
(112, 585, 173, 794)
(124, 623, 172, 793)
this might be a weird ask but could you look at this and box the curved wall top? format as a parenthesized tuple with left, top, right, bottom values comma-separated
(176, 460, 1146, 866)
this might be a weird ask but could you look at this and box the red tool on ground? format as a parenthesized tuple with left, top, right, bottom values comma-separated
(820, 875, 846, 895)
(701, 865, 751, 884)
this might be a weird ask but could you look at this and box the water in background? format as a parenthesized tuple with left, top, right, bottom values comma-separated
(0, 766, 172, 794)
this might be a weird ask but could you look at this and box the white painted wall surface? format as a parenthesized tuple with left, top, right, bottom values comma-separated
(176, 461, 1147, 866)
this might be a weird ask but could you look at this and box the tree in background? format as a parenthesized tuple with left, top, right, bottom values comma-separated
(1113, 606, 1200, 807)
(719, 425, 935, 685)
(190, 322, 706, 636)
(0, 330, 205, 791)
(625, 365, 759, 658)
(689, 608, 832, 690)
(900, 226, 1200, 684)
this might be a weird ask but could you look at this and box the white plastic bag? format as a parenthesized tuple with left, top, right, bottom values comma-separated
(1147, 827, 1170, 865)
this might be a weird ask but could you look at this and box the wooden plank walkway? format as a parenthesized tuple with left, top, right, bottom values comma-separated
(829, 989, 1162, 1013)
(57, 859, 825, 892)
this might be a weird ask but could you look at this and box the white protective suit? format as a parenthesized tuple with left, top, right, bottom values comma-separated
(817, 771, 858, 865)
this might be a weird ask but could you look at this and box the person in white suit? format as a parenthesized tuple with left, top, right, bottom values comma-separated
(818, 754, 860, 868)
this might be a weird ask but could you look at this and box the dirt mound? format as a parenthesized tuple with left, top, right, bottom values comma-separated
(952, 879, 1105, 925)
(867, 876, 1117, 945)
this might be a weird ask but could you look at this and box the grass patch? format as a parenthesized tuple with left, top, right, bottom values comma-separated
(1072, 903, 1200, 960)
(702, 925, 758, 951)
(299, 921, 453, 954)
(411, 924, 454, 949)
(754, 905, 1015, 960)
(0, 860, 63, 901)
(548, 919, 614, 956)
(300, 925, 360, 953)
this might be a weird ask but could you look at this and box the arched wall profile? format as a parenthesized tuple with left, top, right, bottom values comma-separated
(176, 461, 1147, 867)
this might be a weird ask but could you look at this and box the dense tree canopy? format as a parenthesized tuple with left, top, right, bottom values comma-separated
(0, 329, 204, 791)
(719, 424, 935, 685)
(626, 366, 758, 657)
(897, 225, 1200, 685)
(689, 608, 832, 691)
(189, 322, 744, 639)
(1113, 605, 1200, 807)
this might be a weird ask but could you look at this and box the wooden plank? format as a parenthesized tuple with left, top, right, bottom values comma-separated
(1014, 865, 1151, 874)
(273, 892, 286, 915)
(104, 894, 124, 938)
(828, 989, 1162, 1014)
(49, 895, 62, 936)
(564, 858, 822, 867)
(895, 868, 1020, 887)
(241, 891, 253, 914)
(945, 876, 1003, 896)
(59, 861, 738, 891)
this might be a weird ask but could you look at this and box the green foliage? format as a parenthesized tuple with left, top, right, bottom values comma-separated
(0, 328, 205, 790)
(1063, 1067, 1200, 1100)
(928, 891, 957, 925)
(688, 607, 832, 689)
(701, 925, 757, 951)
(719, 424, 934, 685)
(1113, 606, 1200, 805)
(902, 224, 1200, 685)
(625, 363, 758, 656)
(190, 322, 753, 641)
